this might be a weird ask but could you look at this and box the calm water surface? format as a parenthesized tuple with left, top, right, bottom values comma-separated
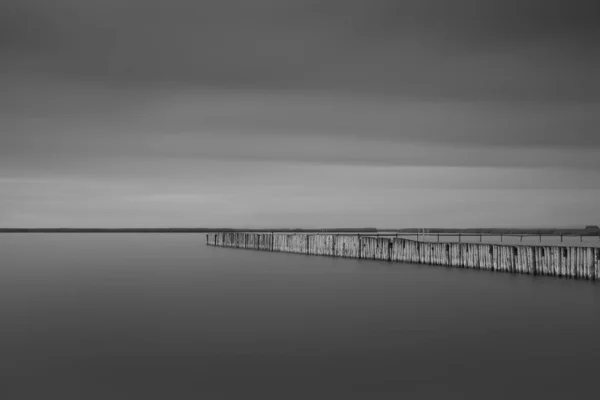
(1, 233, 600, 399)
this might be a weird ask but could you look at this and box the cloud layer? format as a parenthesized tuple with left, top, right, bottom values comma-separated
(3, 0, 599, 100)
(1, 1, 599, 227)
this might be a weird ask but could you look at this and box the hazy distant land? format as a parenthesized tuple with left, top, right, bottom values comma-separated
(1, 227, 598, 235)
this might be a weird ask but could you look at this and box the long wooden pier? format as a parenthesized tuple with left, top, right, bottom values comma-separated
(207, 232, 600, 280)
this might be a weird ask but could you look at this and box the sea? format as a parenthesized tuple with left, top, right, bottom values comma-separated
(1, 233, 600, 399)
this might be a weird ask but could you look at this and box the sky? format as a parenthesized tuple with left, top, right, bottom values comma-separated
(1, 0, 599, 228)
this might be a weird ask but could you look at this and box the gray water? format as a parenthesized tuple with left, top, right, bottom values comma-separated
(1, 234, 600, 399)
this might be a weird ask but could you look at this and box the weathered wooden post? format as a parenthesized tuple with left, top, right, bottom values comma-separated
(332, 234, 336, 256)
(520, 235, 523, 242)
(358, 234, 362, 259)
(458, 234, 461, 243)
(500, 234, 503, 242)
(437, 233, 440, 242)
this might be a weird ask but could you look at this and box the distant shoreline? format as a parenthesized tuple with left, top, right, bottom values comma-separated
(1, 228, 599, 236)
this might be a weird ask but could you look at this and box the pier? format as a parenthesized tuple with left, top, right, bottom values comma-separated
(207, 232, 600, 280)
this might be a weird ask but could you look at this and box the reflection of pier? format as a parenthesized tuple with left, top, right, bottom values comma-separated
(207, 232, 600, 281)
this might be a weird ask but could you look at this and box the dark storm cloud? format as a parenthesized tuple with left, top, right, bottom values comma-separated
(2, 0, 599, 101)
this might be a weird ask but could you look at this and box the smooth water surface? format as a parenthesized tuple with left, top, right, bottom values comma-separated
(1, 234, 600, 399)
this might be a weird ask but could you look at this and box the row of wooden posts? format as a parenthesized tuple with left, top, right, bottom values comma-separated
(207, 233, 600, 280)
(340, 232, 597, 243)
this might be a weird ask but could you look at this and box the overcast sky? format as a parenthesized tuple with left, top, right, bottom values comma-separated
(1, 0, 599, 228)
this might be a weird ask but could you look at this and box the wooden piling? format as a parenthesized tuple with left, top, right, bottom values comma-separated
(208, 232, 599, 281)
(358, 234, 362, 259)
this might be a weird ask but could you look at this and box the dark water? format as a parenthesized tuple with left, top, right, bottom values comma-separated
(1, 234, 600, 399)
